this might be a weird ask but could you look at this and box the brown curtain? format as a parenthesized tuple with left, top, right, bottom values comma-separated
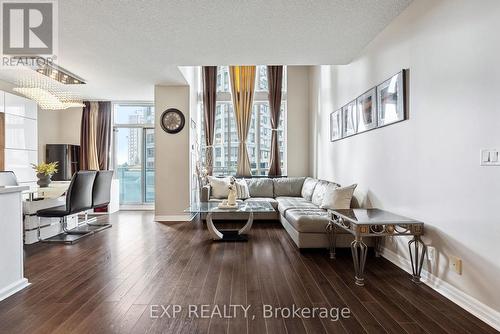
(80, 102, 91, 170)
(229, 66, 256, 177)
(96, 101, 112, 170)
(202, 66, 217, 176)
(267, 65, 283, 176)
(80, 101, 109, 171)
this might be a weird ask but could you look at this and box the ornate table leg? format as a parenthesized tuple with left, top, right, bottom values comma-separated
(326, 221, 337, 259)
(238, 212, 254, 235)
(351, 237, 368, 286)
(408, 235, 427, 283)
(206, 212, 223, 240)
(374, 236, 383, 257)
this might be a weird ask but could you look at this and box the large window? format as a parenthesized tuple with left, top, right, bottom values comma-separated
(113, 103, 155, 205)
(201, 65, 286, 176)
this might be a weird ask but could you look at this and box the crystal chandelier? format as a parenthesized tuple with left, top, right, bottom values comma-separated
(12, 68, 85, 110)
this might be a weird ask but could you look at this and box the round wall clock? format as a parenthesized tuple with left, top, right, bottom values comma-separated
(160, 108, 185, 134)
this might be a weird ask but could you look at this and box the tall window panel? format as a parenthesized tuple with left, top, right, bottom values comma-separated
(200, 65, 287, 176)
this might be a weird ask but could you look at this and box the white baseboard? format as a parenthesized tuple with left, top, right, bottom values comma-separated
(0, 279, 30, 302)
(154, 214, 195, 222)
(381, 247, 500, 331)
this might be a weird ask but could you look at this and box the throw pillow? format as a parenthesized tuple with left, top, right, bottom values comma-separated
(320, 184, 357, 210)
(301, 177, 319, 201)
(208, 176, 231, 199)
(234, 179, 250, 199)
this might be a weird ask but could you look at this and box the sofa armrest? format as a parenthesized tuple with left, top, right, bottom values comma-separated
(200, 185, 211, 202)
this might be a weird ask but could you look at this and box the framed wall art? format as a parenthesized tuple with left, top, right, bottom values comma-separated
(377, 70, 407, 127)
(329, 69, 408, 143)
(356, 87, 377, 133)
(341, 100, 357, 137)
(330, 109, 342, 141)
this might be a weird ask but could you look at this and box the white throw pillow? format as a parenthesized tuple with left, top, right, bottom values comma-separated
(208, 176, 231, 199)
(234, 179, 250, 199)
(320, 184, 357, 210)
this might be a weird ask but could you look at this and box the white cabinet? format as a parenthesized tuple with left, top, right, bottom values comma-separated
(4, 114, 38, 150)
(4, 92, 37, 119)
(1, 91, 38, 184)
(4, 149, 38, 182)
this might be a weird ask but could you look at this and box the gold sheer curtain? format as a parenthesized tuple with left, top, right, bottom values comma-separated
(229, 66, 256, 177)
(87, 102, 100, 170)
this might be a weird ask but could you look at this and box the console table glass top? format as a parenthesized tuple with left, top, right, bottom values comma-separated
(185, 201, 275, 213)
(331, 208, 422, 225)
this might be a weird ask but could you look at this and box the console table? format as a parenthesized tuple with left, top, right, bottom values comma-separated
(327, 208, 426, 286)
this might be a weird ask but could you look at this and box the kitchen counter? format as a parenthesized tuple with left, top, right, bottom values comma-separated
(0, 185, 30, 301)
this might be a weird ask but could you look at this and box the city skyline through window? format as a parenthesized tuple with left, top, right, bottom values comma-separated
(202, 65, 287, 176)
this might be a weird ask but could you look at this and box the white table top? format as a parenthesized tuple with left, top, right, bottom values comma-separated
(23, 181, 70, 199)
(0, 186, 30, 194)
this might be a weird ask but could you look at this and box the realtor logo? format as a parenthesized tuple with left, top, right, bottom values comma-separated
(1, 1, 55, 55)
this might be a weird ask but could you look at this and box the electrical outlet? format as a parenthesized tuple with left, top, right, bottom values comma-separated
(450, 256, 462, 275)
(427, 246, 436, 263)
(480, 149, 500, 166)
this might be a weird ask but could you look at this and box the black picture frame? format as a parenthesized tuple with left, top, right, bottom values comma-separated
(376, 70, 407, 127)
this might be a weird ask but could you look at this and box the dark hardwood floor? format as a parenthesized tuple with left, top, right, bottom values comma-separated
(0, 211, 496, 334)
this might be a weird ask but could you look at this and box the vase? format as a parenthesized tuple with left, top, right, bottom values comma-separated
(37, 173, 52, 188)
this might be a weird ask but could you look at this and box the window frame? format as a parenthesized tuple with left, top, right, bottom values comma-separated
(202, 66, 287, 176)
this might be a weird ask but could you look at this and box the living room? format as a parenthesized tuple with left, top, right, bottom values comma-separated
(0, 0, 499, 333)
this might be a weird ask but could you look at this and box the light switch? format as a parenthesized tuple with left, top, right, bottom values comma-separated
(480, 149, 500, 166)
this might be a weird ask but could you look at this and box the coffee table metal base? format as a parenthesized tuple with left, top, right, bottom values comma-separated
(206, 211, 254, 241)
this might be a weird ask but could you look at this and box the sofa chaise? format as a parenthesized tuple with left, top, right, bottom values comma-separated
(201, 177, 363, 249)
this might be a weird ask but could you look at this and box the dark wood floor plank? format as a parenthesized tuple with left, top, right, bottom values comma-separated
(0, 213, 495, 334)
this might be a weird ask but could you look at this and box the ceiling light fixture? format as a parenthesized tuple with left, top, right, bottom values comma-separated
(34, 63, 86, 85)
(13, 87, 85, 110)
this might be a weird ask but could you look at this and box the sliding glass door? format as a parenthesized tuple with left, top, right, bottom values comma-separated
(113, 104, 155, 206)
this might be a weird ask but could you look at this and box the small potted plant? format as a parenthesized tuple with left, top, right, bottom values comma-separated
(31, 162, 59, 188)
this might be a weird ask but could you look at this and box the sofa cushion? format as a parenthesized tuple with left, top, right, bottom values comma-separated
(285, 209, 330, 233)
(320, 184, 357, 210)
(273, 177, 305, 197)
(301, 177, 319, 201)
(311, 180, 330, 206)
(244, 197, 278, 210)
(235, 179, 250, 199)
(207, 176, 231, 199)
(276, 196, 318, 216)
(245, 178, 274, 198)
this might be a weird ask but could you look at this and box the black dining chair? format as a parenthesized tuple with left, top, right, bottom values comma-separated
(37, 170, 97, 244)
(86, 170, 114, 230)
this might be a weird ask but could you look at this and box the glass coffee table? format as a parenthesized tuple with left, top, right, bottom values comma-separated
(185, 201, 275, 241)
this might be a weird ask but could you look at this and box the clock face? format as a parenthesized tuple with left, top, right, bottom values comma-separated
(161, 109, 185, 134)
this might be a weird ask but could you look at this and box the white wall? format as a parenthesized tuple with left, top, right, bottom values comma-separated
(286, 66, 310, 177)
(309, 0, 500, 323)
(37, 107, 82, 162)
(154, 85, 191, 221)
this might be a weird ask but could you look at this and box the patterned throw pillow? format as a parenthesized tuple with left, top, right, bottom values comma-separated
(234, 179, 250, 199)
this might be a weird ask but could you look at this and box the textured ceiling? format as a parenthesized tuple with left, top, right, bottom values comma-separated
(0, 0, 412, 100)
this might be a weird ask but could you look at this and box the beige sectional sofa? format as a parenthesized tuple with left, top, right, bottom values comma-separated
(201, 177, 358, 249)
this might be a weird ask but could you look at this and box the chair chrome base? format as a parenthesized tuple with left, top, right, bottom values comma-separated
(41, 232, 92, 244)
(66, 224, 111, 235)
